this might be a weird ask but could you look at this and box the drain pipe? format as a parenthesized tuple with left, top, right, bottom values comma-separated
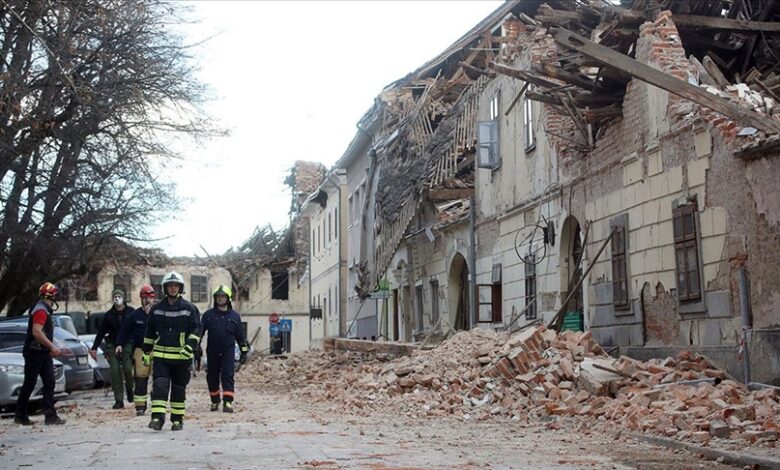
(468, 196, 477, 329)
(738, 266, 752, 384)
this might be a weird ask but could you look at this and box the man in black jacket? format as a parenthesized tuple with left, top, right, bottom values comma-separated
(14, 282, 66, 425)
(92, 288, 134, 409)
(141, 271, 201, 431)
(116, 284, 156, 415)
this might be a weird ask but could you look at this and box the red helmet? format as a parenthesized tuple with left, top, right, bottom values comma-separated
(39, 282, 58, 299)
(139, 284, 156, 299)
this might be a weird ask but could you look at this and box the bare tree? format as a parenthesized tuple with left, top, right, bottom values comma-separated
(0, 0, 216, 314)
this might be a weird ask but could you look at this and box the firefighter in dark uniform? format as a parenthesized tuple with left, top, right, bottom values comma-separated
(201, 285, 249, 413)
(14, 282, 66, 425)
(141, 271, 201, 431)
(116, 284, 156, 415)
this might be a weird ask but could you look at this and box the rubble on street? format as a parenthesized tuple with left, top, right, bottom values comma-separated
(244, 326, 779, 451)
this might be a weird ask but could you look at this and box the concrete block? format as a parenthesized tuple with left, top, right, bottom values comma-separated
(628, 229, 638, 253)
(706, 290, 732, 318)
(623, 158, 643, 186)
(591, 305, 614, 328)
(647, 150, 663, 176)
(657, 220, 674, 246)
(702, 235, 726, 265)
(694, 129, 712, 158)
(649, 173, 670, 199)
(615, 325, 632, 347)
(660, 245, 675, 271)
(679, 320, 692, 345)
(608, 191, 622, 215)
(658, 195, 676, 222)
(585, 201, 595, 221)
(703, 264, 719, 288)
(687, 157, 710, 188)
(621, 186, 636, 210)
(635, 181, 651, 204)
(700, 208, 714, 238)
(644, 249, 660, 273)
(658, 270, 675, 292)
(629, 324, 645, 346)
(668, 165, 684, 193)
(636, 227, 653, 252)
(700, 319, 724, 346)
(711, 207, 727, 236)
(630, 252, 644, 276)
(594, 283, 613, 306)
(642, 199, 661, 225)
(628, 205, 643, 228)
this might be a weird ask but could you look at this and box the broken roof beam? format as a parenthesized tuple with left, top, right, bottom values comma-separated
(672, 14, 780, 32)
(533, 62, 598, 92)
(552, 28, 780, 134)
(428, 188, 474, 202)
(489, 62, 562, 89)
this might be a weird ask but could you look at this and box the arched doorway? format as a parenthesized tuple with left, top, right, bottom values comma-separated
(560, 216, 583, 314)
(448, 253, 470, 331)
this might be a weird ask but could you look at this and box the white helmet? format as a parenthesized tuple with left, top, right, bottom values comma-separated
(161, 271, 185, 295)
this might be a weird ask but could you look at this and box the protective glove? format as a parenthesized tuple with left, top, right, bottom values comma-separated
(141, 353, 151, 367)
(239, 352, 247, 364)
(180, 344, 194, 360)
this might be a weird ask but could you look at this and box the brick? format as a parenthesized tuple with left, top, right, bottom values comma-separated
(709, 420, 731, 439)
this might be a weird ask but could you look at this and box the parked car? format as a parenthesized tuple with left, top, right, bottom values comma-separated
(0, 313, 80, 336)
(0, 351, 67, 410)
(79, 334, 111, 386)
(0, 323, 95, 392)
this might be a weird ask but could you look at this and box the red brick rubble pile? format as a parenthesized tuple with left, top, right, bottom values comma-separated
(244, 326, 779, 447)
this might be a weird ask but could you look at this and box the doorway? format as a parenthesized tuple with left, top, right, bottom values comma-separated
(448, 253, 470, 331)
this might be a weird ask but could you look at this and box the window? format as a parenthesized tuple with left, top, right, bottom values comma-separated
(430, 280, 439, 325)
(348, 195, 354, 224)
(478, 264, 503, 323)
(311, 228, 315, 254)
(113, 274, 132, 302)
(673, 199, 702, 302)
(334, 285, 338, 315)
(190, 275, 208, 303)
(334, 207, 338, 239)
(524, 96, 535, 151)
(150, 275, 163, 299)
(415, 285, 424, 333)
(317, 224, 321, 254)
(354, 188, 360, 222)
(328, 210, 333, 244)
(73, 270, 98, 301)
(271, 270, 289, 300)
(478, 93, 501, 170)
(525, 257, 537, 320)
(611, 214, 630, 309)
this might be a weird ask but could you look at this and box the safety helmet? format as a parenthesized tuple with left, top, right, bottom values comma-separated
(39, 282, 58, 299)
(212, 285, 233, 300)
(139, 284, 156, 299)
(161, 271, 185, 295)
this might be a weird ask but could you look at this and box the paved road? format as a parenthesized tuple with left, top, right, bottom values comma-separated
(0, 375, 728, 469)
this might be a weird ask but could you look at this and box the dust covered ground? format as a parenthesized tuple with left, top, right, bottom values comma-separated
(0, 372, 739, 470)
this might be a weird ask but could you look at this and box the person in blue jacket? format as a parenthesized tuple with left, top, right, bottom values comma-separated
(116, 284, 156, 416)
(200, 285, 248, 413)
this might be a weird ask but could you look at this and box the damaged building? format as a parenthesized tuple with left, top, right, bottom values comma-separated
(306, 0, 780, 385)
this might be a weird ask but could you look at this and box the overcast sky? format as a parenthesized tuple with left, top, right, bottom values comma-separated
(152, 1, 502, 257)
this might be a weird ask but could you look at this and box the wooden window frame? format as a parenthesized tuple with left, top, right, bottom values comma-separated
(190, 275, 208, 303)
(430, 280, 440, 325)
(414, 285, 424, 333)
(524, 256, 537, 320)
(478, 264, 503, 323)
(673, 198, 702, 303)
(524, 96, 536, 152)
(611, 214, 630, 310)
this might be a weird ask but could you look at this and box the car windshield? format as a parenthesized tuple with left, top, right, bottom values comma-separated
(56, 316, 79, 336)
(53, 326, 80, 342)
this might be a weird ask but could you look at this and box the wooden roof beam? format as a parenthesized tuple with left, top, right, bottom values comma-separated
(552, 28, 780, 134)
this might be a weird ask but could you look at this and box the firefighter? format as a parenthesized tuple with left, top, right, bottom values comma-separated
(141, 271, 201, 431)
(92, 288, 134, 409)
(116, 284, 156, 415)
(14, 282, 66, 425)
(201, 285, 248, 413)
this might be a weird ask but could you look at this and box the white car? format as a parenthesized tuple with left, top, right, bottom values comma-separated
(0, 352, 68, 410)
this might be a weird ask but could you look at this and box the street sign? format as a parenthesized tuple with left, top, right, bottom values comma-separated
(279, 319, 292, 332)
(269, 323, 280, 336)
(269, 313, 280, 324)
(369, 291, 390, 300)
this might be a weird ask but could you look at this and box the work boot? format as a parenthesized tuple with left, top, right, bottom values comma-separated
(112, 401, 124, 409)
(126, 388, 134, 403)
(171, 421, 183, 431)
(223, 401, 233, 413)
(148, 418, 163, 431)
(210, 402, 219, 412)
(44, 415, 66, 425)
(14, 416, 33, 426)
(135, 407, 146, 417)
